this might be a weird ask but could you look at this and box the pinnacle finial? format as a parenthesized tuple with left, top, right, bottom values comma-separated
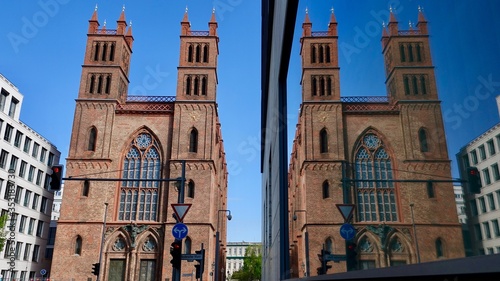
(185, 6, 188, 13)
(103, 19, 106, 26)
(305, 7, 308, 14)
(418, 5, 424, 12)
(95, 4, 98, 11)
(129, 20, 132, 27)
(382, 21, 386, 28)
(331, 7, 334, 14)
(213, 7, 216, 14)
(389, 6, 393, 13)
(409, 20, 412, 28)
(122, 4, 125, 12)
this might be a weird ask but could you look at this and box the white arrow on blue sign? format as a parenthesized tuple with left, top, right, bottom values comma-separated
(340, 223, 356, 240)
(172, 223, 189, 239)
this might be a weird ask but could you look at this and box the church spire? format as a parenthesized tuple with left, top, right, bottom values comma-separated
(88, 5, 99, 34)
(302, 7, 312, 37)
(117, 5, 127, 35)
(327, 7, 337, 36)
(209, 7, 218, 36)
(417, 6, 428, 34)
(181, 6, 191, 35)
(388, 6, 398, 35)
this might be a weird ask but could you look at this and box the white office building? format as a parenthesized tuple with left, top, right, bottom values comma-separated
(226, 242, 261, 280)
(456, 96, 500, 256)
(0, 74, 61, 280)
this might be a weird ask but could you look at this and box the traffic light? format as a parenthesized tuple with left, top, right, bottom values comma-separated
(91, 262, 100, 276)
(50, 165, 64, 191)
(170, 239, 182, 269)
(346, 241, 358, 271)
(195, 248, 205, 279)
(467, 167, 482, 194)
(316, 249, 331, 275)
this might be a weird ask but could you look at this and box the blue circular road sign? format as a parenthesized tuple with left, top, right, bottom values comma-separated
(172, 223, 188, 239)
(340, 223, 356, 240)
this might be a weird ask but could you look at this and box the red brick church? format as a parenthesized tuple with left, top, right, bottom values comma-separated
(51, 7, 228, 281)
(288, 8, 465, 277)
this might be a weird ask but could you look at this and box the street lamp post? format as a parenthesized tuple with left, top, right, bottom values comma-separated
(410, 203, 421, 263)
(293, 210, 309, 277)
(215, 210, 232, 281)
(97, 202, 108, 281)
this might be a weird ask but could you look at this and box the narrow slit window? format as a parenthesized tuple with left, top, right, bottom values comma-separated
(186, 76, 191, 95)
(203, 45, 209, 63)
(188, 45, 193, 62)
(94, 43, 100, 61)
(320, 129, 328, 153)
(311, 45, 316, 63)
(195, 45, 201, 62)
(189, 129, 198, 153)
(101, 43, 107, 61)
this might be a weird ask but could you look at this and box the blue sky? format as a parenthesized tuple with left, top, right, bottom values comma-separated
(1, 1, 500, 243)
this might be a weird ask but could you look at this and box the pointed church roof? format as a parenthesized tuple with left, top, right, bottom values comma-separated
(182, 6, 189, 23)
(329, 7, 337, 24)
(418, 6, 427, 22)
(118, 5, 126, 22)
(210, 7, 217, 23)
(90, 4, 98, 22)
(304, 7, 311, 23)
(126, 21, 133, 36)
(389, 6, 398, 23)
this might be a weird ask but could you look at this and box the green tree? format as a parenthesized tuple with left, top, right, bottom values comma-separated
(230, 245, 262, 281)
(0, 214, 8, 252)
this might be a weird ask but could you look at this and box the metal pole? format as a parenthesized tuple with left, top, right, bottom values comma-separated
(172, 160, 187, 281)
(410, 203, 421, 263)
(215, 231, 220, 281)
(97, 202, 108, 281)
(304, 231, 310, 277)
(215, 210, 231, 281)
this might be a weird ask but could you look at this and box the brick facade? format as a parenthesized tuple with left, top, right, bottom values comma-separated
(51, 9, 228, 281)
(288, 10, 465, 277)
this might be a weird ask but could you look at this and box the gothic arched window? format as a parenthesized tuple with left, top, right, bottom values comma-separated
(325, 238, 333, 252)
(94, 43, 100, 61)
(311, 45, 316, 63)
(320, 129, 328, 153)
(187, 180, 195, 198)
(184, 237, 192, 254)
(75, 236, 82, 255)
(119, 132, 160, 221)
(109, 43, 115, 61)
(189, 128, 198, 153)
(326, 77, 332, 96)
(325, 45, 331, 63)
(201, 76, 207, 96)
(88, 127, 97, 151)
(193, 77, 199, 96)
(355, 132, 398, 222)
(322, 180, 330, 199)
(318, 45, 324, 63)
(195, 45, 201, 62)
(89, 75, 96, 93)
(203, 45, 209, 63)
(105, 75, 111, 94)
(102, 43, 108, 61)
(188, 45, 193, 62)
(82, 180, 90, 197)
(435, 238, 444, 258)
(311, 77, 317, 96)
(186, 76, 192, 95)
(399, 44, 406, 62)
(418, 128, 429, 152)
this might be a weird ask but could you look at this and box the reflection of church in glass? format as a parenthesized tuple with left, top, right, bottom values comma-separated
(51, 7, 228, 281)
(288, 8, 464, 277)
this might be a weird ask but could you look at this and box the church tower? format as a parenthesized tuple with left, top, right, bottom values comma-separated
(52, 7, 227, 281)
(288, 8, 464, 277)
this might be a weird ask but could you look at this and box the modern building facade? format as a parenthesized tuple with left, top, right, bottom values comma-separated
(453, 183, 473, 256)
(288, 9, 465, 277)
(456, 96, 500, 256)
(51, 8, 228, 281)
(261, 0, 299, 280)
(0, 73, 61, 280)
(226, 241, 261, 279)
